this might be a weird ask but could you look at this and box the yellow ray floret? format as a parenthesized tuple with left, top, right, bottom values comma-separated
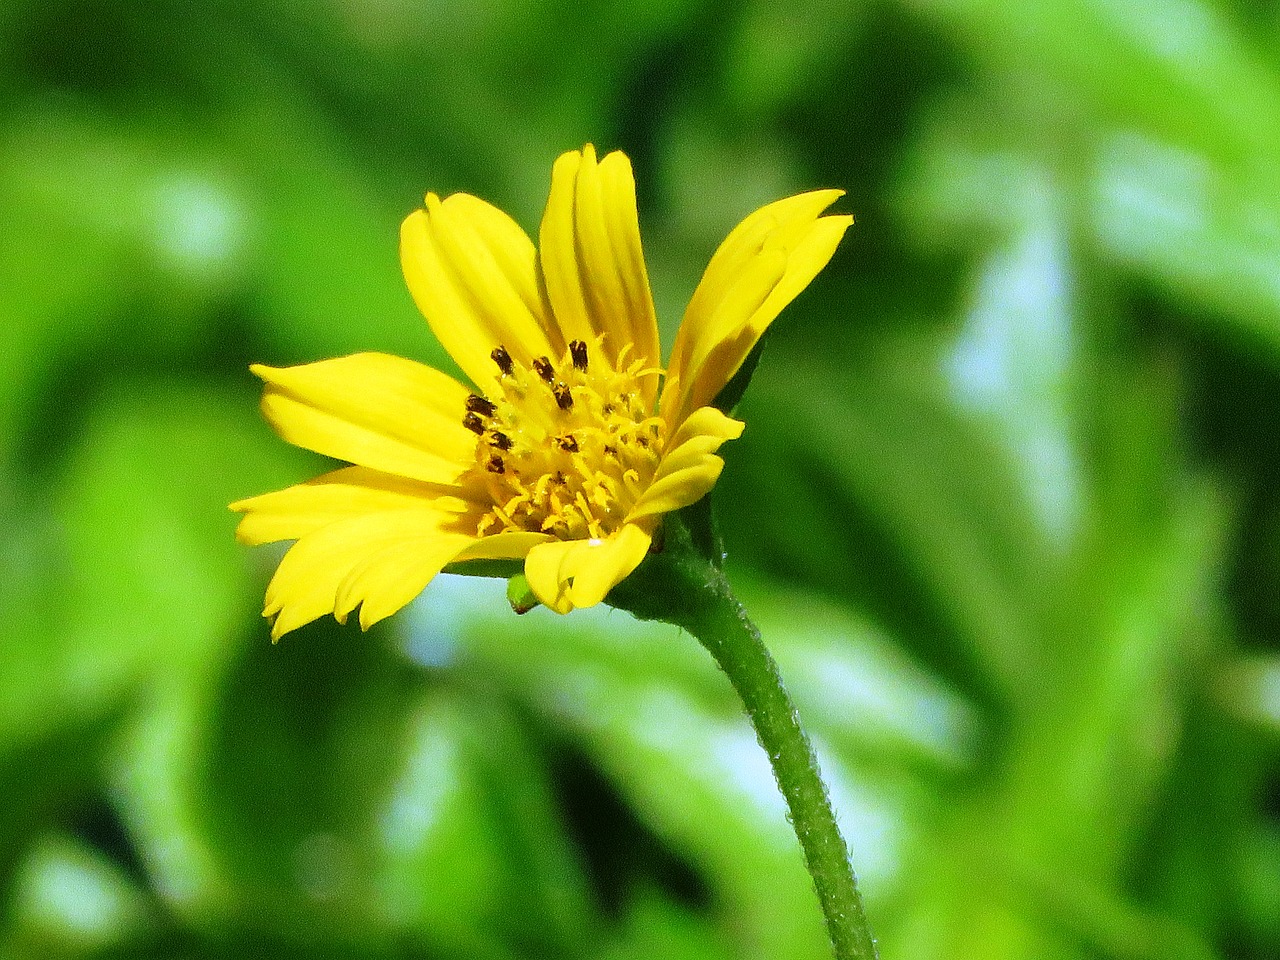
(232, 145, 851, 638)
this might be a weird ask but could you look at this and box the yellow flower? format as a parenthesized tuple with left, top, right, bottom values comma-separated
(232, 146, 850, 639)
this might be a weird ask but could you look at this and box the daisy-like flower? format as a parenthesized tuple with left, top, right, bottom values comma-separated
(232, 146, 850, 639)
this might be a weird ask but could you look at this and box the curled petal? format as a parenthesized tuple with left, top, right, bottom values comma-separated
(567, 523, 653, 608)
(524, 523, 653, 614)
(523, 539, 579, 614)
(663, 191, 852, 423)
(628, 407, 745, 523)
(253, 354, 475, 485)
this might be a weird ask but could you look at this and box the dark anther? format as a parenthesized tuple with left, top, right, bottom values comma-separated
(602, 403, 615, 415)
(570, 339, 589, 371)
(553, 471, 567, 485)
(554, 382, 574, 410)
(636, 436, 650, 448)
(463, 412, 486, 434)
(486, 454, 505, 474)
(466, 394, 496, 417)
(603, 444, 618, 457)
(490, 431, 512, 450)
(532, 356, 555, 382)
(557, 435, 579, 453)
(491, 346, 514, 375)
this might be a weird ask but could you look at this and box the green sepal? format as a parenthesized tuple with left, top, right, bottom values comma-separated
(711, 329, 771, 415)
(442, 558, 523, 580)
(677, 496, 725, 569)
(506, 573, 539, 614)
(606, 512, 717, 629)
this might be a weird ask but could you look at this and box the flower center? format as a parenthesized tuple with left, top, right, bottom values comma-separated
(462, 339, 665, 540)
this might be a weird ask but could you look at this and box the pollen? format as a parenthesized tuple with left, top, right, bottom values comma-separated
(464, 340, 665, 540)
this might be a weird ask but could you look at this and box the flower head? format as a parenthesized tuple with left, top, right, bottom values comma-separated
(232, 146, 850, 638)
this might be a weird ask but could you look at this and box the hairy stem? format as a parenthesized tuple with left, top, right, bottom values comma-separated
(610, 521, 878, 960)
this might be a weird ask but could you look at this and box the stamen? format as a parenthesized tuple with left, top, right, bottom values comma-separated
(532, 356, 555, 383)
(466, 394, 496, 417)
(591, 485, 613, 510)
(490, 431, 513, 450)
(463, 412, 486, 434)
(557, 435, 579, 452)
(491, 346, 514, 375)
(486, 454, 505, 474)
(553, 382, 573, 410)
(570, 339, 589, 371)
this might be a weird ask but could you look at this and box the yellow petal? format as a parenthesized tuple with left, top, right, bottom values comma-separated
(681, 191, 845, 346)
(523, 525, 653, 614)
(666, 192, 837, 387)
(335, 531, 476, 630)
(231, 466, 467, 546)
(663, 191, 851, 423)
(523, 538, 579, 614)
(262, 508, 474, 640)
(598, 150, 661, 389)
(401, 197, 558, 389)
(628, 457, 726, 524)
(689, 215, 851, 409)
(454, 530, 555, 561)
(253, 353, 475, 485)
(658, 250, 785, 427)
(539, 151, 595, 349)
(672, 250, 787, 414)
(539, 146, 660, 389)
(667, 404, 747, 451)
(627, 406, 744, 523)
(566, 523, 652, 609)
(445, 193, 559, 345)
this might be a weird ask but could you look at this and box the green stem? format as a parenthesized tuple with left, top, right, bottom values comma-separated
(610, 522, 879, 960)
(686, 569, 879, 960)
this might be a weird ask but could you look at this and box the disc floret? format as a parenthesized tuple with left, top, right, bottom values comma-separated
(463, 339, 665, 541)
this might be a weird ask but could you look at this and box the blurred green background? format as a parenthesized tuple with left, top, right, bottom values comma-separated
(3, 0, 1279, 957)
